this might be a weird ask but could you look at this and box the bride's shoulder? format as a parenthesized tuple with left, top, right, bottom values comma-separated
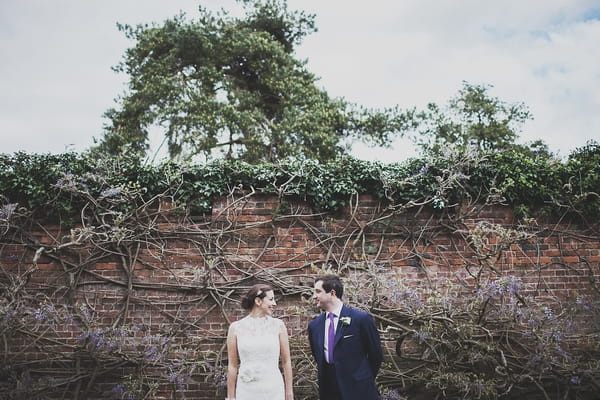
(229, 315, 249, 331)
(261, 316, 284, 329)
(271, 316, 289, 331)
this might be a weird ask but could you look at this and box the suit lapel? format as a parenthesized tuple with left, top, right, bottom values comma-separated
(333, 305, 350, 347)
(315, 313, 326, 362)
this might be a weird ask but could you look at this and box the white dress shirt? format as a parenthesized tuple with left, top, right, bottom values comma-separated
(324, 303, 343, 363)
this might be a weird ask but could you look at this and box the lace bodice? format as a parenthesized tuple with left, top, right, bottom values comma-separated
(231, 315, 285, 399)
(231, 314, 283, 338)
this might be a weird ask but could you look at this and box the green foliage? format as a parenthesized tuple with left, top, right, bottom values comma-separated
(2, 143, 599, 224)
(468, 149, 563, 218)
(92, 0, 406, 162)
(413, 82, 533, 153)
(0, 152, 92, 224)
(465, 141, 600, 220)
(559, 141, 600, 219)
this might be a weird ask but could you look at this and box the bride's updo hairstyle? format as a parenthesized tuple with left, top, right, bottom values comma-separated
(241, 284, 273, 311)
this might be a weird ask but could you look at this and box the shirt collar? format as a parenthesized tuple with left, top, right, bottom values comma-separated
(328, 303, 343, 318)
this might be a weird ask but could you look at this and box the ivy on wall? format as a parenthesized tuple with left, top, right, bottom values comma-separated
(1, 141, 599, 226)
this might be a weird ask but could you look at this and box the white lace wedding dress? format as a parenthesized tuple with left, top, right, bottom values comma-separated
(231, 315, 285, 399)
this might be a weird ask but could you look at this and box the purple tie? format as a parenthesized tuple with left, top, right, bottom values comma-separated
(328, 312, 336, 363)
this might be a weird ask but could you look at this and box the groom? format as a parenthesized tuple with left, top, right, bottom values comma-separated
(308, 274, 383, 400)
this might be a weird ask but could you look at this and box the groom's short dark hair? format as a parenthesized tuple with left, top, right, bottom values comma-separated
(316, 274, 344, 299)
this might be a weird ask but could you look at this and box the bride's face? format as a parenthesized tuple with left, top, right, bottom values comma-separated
(256, 290, 276, 316)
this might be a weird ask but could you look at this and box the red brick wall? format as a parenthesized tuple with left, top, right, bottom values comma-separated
(2, 194, 598, 398)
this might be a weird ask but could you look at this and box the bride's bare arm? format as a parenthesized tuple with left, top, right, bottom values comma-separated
(226, 324, 239, 399)
(279, 321, 294, 400)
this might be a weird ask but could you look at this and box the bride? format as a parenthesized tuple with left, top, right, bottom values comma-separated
(226, 284, 294, 400)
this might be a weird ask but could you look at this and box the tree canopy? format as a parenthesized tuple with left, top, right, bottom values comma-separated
(412, 82, 534, 153)
(92, 0, 408, 163)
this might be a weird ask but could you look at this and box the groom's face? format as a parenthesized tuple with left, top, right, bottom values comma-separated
(312, 280, 334, 311)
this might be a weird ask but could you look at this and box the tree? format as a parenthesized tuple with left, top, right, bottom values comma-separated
(413, 82, 533, 153)
(92, 0, 407, 163)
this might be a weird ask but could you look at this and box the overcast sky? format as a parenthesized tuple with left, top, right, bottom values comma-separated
(1, 0, 599, 162)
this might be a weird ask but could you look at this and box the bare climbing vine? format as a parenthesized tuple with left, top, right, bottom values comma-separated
(1, 148, 599, 399)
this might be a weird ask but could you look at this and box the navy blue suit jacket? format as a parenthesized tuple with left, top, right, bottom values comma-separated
(308, 305, 383, 400)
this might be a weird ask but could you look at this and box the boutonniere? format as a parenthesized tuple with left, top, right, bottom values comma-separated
(340, 317, 351, 326)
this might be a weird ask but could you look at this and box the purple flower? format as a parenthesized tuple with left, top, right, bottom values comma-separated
(543, 307, 556, 322)
(101, 187, 122, 198)
(481, 276, 522, 298)
(413, 330, 430, 343)
(168, 372, 188, 391)
(211, 368, 227, 389)
(0, 203, 17, 219)
(79, 305, 92, 323)
(111, 384, 125, 397)
(381, 388, 405, 400)
(78, 328, 120, 352)
(54, 172, 88, 191)
(472, 381, 485, 394)
(33, 308, 48, 323)
(527, 318, 538, 328)
(33, 304, 58, 324)
(202, 361, 215, 371)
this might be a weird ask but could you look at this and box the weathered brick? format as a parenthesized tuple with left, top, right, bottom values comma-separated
(3, 197, 599, 399)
